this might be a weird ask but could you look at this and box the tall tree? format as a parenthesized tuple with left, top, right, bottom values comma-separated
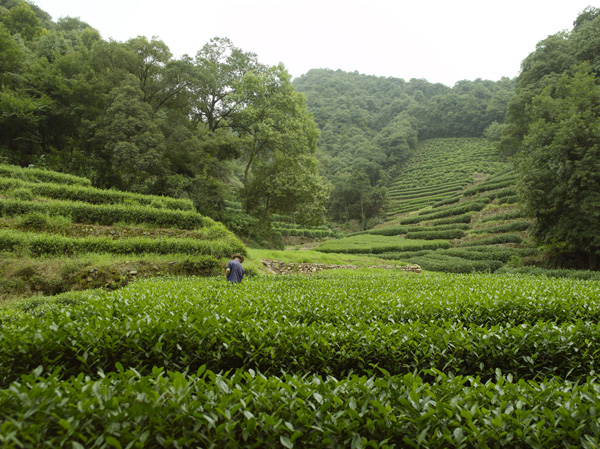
(95, 76, 166, 191)
(232, 64, 326, 221)
(502, 7, 600, 269)
(519, 63, 600, 269)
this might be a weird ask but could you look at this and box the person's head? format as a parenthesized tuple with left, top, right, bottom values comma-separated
(231, 253, 244, 263)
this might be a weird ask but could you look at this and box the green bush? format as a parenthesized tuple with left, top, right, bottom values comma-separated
(2, 272, 600, 446)
(3, 274, 600, 385)
(497, 194, 522, 205)
(496, 266, 600, 280)
(479, 209, 527, 223)
(0, 176, 194, 211)
(3, 368, 600, 448)
(0, 229, 245, 259)
(405, 229, 466, 240)
(418, 199, 489, 217)
(462, 179, 516, 196)
(316, 234, 450, 254)
(458, 234, 523, 246)
(472, 221, 532, 235)
(431, 213, 473, 225)
(0, 163, 91, 186)
(409, 253, 504, 273)
(0, 199, 213, 229)
(8, 187, 34, 201)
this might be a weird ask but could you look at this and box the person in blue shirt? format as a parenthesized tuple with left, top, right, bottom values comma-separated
(225, 253, 245, 283)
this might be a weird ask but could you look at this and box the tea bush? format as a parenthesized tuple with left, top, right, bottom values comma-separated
(2, 273, 600, 447)
(0, 177, 194, 211)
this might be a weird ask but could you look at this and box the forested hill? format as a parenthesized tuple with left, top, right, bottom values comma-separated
(292, 70, 514, 227)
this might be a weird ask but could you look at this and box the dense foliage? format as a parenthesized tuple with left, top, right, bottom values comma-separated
(501, 7, 600, 269)
(293, 71, 514, 226)
(0, 1, 327, 233)
(2, 273, 600, 447)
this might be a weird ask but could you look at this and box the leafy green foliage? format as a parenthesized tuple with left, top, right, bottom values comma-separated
(316, 235, 450, 254)
(0, 228, 245, 258)
(0, 175, 195, 211)
(2, 270, 600, 446)
(501, 8, 600, 268)
(3, 367, 600, 448)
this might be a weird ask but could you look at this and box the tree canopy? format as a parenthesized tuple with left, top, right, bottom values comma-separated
(293, 69, 514, 228)
(0, 2, 328, 237)
(502, 7, 600, 269)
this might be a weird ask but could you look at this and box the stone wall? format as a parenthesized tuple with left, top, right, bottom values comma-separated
(261, 259, 421, 275)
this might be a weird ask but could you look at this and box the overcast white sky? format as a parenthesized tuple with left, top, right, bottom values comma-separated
(33, 0, 596, 87)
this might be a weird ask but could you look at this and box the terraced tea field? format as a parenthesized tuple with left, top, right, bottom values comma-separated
(0, 164, 245, 299)
(318, 168, 536, 274)
(387, 138, 510, 217)
(2, 272, 600, 447)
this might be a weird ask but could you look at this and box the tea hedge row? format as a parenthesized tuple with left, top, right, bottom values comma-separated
(377, 247, 537, 271)
(458, 234, 523, 246)
(462, 179, 517, 197)
(366, 223, 470, 236)
(472, 221, 532, 235)
(0, 177, 194, 211)
(417, 199, 490, 217)
(405, 229, 466, 240)
(388, 181, 466, 197)
(0, 199, 215, 229)
(2, 368, 600, 448)
(316, 235, 450, 254)
(479, 209, 526, 223)
(273, 222, 330, 231)
(0, 163, 92, 187)
(2, 274, 600, 385)
(408, 253, 504, 273)
(276, 228, 336, 238)
(497, 194, 521, 205)
(432, 193, 462, 208)
(0, 229, 245, 258)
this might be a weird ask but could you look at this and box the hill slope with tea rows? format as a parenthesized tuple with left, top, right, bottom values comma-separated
(386, 137, 510, 217)
(316, 138, 539, 273)
(0, 164, 245, 300)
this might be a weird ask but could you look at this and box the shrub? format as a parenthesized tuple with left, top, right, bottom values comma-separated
(409, 253, 504, 273)
(0, 199, 213, 229)
(0, 229, 245, 259)
(458, 234, 523, 246)
(472, 221, 532, 235)
(0, 163, 91, 186)
(0, 176, 194, 211)
(316, 234, 450, 254)
(8, 187, 34, 201)
(405, 229, 466, 240)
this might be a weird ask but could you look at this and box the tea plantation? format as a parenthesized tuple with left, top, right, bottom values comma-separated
(386, 138, 510, 216)
(0, 164, 246, 300)
(318, 138, 536, 274)
(2, 272, 600, 447)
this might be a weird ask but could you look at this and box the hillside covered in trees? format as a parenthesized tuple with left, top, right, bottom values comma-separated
(0, 0, 514, 240)
(293, 70, 514, 227)
(501, 6, 600, 269)
(0, 0, 327, 247)
(1, 0, 599, 269)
